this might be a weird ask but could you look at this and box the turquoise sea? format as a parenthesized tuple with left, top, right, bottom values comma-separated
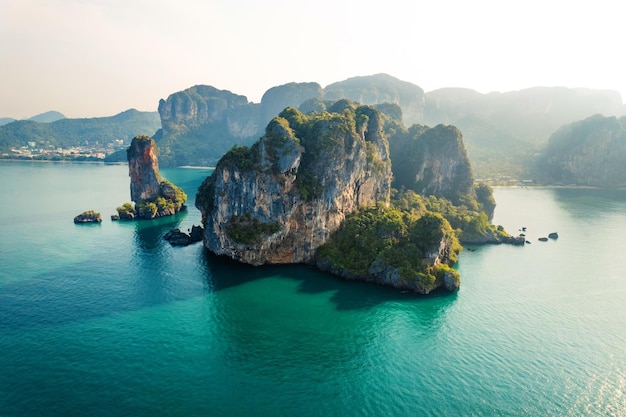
(1, 160, 625, 416)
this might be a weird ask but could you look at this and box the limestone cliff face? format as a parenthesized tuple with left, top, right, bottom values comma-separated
(390, 124, 474, 206)
(538, 115, 626, 187)
(196, 104, 392, 265)
(157, 85, 254, 137)
(127, 135, 162, 202)
(124, 135, 187, 219)
(260, 82, 323, 122)
(324, 74, 425, 126)
(155, 84, 327, 167)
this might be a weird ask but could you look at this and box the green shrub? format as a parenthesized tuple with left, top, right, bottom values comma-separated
(196, 176, 215, 212)
(218, 145, 259, 171)
(136, 201, 158, 219)
(226, 214, 281, 245)
(116, 202, 135, 216)
(318, 202, 460, 281)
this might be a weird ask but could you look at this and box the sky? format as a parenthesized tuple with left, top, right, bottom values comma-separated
(2, 0, 625, 119)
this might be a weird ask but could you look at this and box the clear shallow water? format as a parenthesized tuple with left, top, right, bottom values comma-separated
(1, 162, 625, 416)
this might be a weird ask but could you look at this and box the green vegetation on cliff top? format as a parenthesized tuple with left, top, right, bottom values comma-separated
(226, 214, 281, 245)
(197, 101, 390, 207)
(317, 193, 461, 290)
(196, 100, 509, 291)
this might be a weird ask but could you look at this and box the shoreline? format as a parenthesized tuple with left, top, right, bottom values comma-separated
(0, 158, 115, 165)
(0, 159, 214, 169)
(177, 165, 215, 170)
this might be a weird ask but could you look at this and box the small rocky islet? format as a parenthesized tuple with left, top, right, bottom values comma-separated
(73, 210, 102, 224)
(113, 135, 187, 220)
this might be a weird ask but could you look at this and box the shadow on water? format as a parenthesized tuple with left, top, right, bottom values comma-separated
(0, 213, 457, 331)
(131, 209, 189, 250)
(202, 250, 458, 312)
(201, 251, 458, 379)
(0, 214, 203, 332)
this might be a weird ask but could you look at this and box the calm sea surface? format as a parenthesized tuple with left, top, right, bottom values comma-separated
(1, 160, 625, 416)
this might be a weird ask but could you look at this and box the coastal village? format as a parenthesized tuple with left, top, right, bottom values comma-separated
(3, 139, 126, 161)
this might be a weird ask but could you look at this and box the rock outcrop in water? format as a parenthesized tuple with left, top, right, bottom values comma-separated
(196, 101, 466, 293)
(73, 210, 102, 223)
(196, 102, 393, 265)
(164, 225, 204, 246)
(116, 135, 187, 220)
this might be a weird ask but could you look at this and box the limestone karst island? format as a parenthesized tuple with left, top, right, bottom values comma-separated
(195, 100, 518, 294)
(52, 74, 602, 295)
(114, 135, 187, 220)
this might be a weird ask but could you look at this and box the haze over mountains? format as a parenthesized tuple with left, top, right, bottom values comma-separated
(2, 73, 625, 186)
(146, 74, 625, 180)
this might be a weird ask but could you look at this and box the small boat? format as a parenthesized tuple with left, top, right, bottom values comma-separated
(538, 237, 548, 242)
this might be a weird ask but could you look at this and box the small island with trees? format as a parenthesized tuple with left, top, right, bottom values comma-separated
(113, 135, 187, 220)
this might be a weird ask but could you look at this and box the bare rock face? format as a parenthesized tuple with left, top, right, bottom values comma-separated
(122, 135, 187, 219)
(324, 74, 426, 126)
(157, 85, 252, 137)
(127, 135, 162, 202)
(538, 114, 626, 187)
(196, 103, 392, 266)
(390, 124, 475, 206)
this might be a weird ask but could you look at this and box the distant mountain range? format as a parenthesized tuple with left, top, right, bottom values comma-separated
(3, 73, 626, 186)
(140, 74, 625, 180)
(0, 110, 66, 127)
(0, 109, 160, 156)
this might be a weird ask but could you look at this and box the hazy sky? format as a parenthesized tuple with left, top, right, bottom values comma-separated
(2, 0, 625, 119)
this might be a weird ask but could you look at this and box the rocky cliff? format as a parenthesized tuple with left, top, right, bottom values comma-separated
(120, 135, 187, 219)
(128, 135, 162, 202)
(423, 86, 625, 179)
(155, 83, 327, 167)
(196, 102, 392, 265)
(158, 85, 254, 137)
(537, 114, 626, 186)
(260, 82, 323, 122)
(390, 124, 475, 206)
(154, 85, 261, 167)
(324, 73, 425, 126)
(152, 74, 624, 175)
(194, 102, 471, 294)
